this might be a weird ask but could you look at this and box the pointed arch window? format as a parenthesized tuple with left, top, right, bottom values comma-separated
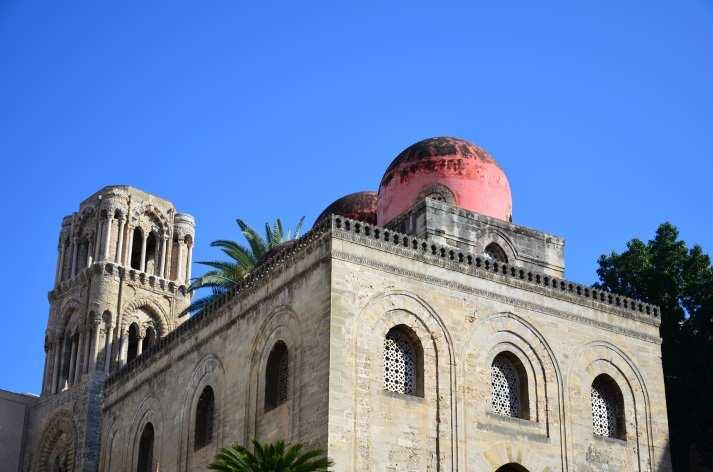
(591, 374, 626, 439)
(137, 422, 154, 472)
(383, 325, 424, 397)
(265, 341, 289, 411)
(491, 352, 529, 419)
(194, 386, 215, 450)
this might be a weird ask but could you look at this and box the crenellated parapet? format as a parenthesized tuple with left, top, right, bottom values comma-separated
(332, 214, 660, 324)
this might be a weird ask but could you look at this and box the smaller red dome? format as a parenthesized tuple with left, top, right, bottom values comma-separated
(315, 191, 378, 226)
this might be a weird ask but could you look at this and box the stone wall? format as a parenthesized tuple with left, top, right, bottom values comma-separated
(327, 216, 670, 471)
(0, 390, 36, 472)
(99, 231, 332, 472)
(387, 198, 566, 277)
(98, 215, 671, 471)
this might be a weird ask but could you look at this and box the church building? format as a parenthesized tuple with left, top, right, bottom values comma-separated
(1, 137, 672, 471)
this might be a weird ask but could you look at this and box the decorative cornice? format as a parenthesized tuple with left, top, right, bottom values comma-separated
(331, 215, 660, 326)
(49, 262, 188, 301)
(332, 250, 659, 344)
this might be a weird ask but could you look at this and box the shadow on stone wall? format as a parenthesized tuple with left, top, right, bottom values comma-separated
(685, 420, 713, 472)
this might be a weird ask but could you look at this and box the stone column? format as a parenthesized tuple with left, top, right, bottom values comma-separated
(139, 231, 148, 272)
(89, 319, 101, 372)
(74, 331, 85, 382)
(165, 236, 174, 279)
(87, 238, 94, 266)
(67, 335, 77, 386)
(82, 321, 94, 374)
(51, 338, 61, 394)
(136, 332, 144, 357)
(69, 237, 78, 277)
(41, 342, 50, 395)
(185, 242, 193, 284)
(115, 218, 126, 263)
(102, 215, 113, 261)
(125, 227, 134, 267)
(54, 241, 65, 286)
(104, 324, 114, 374)
(176, 241, 186, 283)
(60, 337, 70, 391)
(119, 332, 129, 367)
(158, 237, 167, 278)
(94, 223, 103, 262)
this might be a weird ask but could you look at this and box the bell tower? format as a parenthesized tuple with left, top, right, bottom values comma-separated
(25, 186, 195, 472)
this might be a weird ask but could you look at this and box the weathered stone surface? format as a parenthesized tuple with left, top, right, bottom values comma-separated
(16, 186, 194, 472)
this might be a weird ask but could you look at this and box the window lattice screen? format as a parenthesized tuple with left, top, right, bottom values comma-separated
(591, 380, 621, 438)
(383, 330, 416, 395)
(277, 353, 289, 404)
(491, 355, 522, 417)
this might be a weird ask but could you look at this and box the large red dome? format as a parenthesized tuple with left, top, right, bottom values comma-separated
(377, 137, 512, 225)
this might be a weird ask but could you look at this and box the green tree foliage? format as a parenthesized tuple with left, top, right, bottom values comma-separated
(185, 217, 305, 315)
(595, 222, 713, 471)
(209, 439, 333, 472)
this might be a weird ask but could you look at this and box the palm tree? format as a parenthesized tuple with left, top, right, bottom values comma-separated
(185, 217, 305, 315)
(209, 439, 333, 472)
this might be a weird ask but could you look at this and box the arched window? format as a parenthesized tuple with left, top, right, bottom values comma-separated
(264, 341, 289, 411)
(484, 242, 508, 263)
(591, 374, 626, 439)
(383, 325, 424, 397)
(137, 422, 154, 472)
(144, 232, 158, 275)
(425, 191, 446, 202)
(127, 323, 140, 363)
(130, 227, 143, 270)
(142, 326, 156, 352)
(416, 183, 455, 206)
(491, 352, 529, 419)
(194, 386, 215, 450)
(495, 464, 529, 472)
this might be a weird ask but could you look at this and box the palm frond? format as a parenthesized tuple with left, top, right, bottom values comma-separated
(186, 216, 306, 317)
(209, 439, 332, 471)
(238, 218, 269, 260)
(293, 216, 305, 239)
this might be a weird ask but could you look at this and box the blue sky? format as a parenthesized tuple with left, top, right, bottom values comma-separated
(1, 1, 712, 394)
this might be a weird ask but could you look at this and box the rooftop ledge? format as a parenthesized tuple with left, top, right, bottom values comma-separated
(104, 214, 660, 390)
